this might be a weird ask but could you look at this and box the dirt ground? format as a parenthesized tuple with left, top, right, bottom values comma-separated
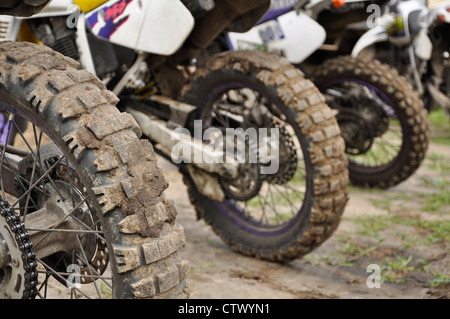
(159, 113, 450, 300)
(10, 109, 449, 300)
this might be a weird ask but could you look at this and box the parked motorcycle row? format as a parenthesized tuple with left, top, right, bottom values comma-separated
(0, 0, 445, 299)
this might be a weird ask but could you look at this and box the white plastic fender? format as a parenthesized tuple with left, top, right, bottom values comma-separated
(351, 25, 389, 58)
(414, 28, 433, 61)
(30, 0, 79, 18)
(227, 10, 326, 64)
(86, 0, 194, 56)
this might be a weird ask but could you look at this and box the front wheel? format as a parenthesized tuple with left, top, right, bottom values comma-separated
(181, 51, 349, 262)
(311, 56, 430, 188)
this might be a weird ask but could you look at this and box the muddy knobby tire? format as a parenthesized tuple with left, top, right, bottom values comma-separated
(311, 56, 430, 188)
(182, 50, 349, 262)
(0, 41, 188, 299)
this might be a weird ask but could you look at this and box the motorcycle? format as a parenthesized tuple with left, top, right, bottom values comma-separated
(352, 0, 450, 119)
(0, 0, 189, 299)
(1, 0, 350, 271)
(217, 0, 430, 189)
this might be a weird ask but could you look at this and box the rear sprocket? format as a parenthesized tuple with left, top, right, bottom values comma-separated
(0, 199, 37, 299)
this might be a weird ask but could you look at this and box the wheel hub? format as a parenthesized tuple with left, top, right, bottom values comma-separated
(15, 153, 108, 287)
(219, 129, 263, 201)
(325, 85, 390, 155)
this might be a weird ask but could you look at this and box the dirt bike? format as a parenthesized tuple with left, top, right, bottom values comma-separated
(216, 0, 430, 188)
(352, 0, 450, 119)
(0, 0, 350, 265)
(0, 0, 189, 299)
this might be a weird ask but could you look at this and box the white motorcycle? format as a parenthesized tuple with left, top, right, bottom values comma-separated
(0, 0, 350, 274)
(217, 0, 430, 189)
(352, 0, 450, 118)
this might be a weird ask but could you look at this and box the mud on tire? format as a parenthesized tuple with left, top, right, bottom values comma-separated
(0, 41, 188, 298)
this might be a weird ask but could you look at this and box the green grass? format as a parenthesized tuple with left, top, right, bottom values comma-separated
(337, 238, 384, 266)
(348, 214, 450, 245)
(398, 231, 422, 249)
(370, 198, 394, 213)
(381, 255, 450, 286)
(302, 237, 384, 267)
(428, 108, 450, 145)
(428, 107, 450, 130)
(99, 282, 112, 299)
(381, 255, 415, 283)
(347, 215, 391, 237)
(430, 136, 450, 146)
(418, 178, 450, 213)
(364, 176, 449, 215)
(425, 152, 450, 174)
(423, 191, 450, 213)
(429, 271, 450, 287)
(190, 262, 215, 273)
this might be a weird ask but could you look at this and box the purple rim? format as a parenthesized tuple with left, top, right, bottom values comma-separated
(0, 113, 8, 144)
(259, 8, 293, 24)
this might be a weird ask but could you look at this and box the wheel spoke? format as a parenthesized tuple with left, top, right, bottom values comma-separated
(0, 114, 110, 299)
(204, 86, 307, 228)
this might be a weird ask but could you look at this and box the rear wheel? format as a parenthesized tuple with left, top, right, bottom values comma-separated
(311, 56, 430, 188)
(0, 41, 188, 299)
(181, 51, 349, 262)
